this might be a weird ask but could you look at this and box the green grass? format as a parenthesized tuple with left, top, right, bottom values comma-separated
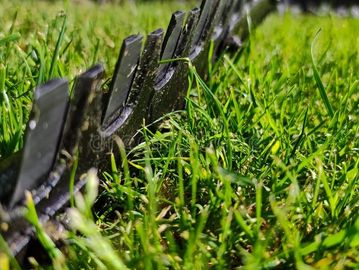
(1, 1, 359, 269)
(0, 0, 192, 158)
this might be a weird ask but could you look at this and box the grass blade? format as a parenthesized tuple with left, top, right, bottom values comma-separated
(49, 15, 67, 78)
(311, 29, 334, 119)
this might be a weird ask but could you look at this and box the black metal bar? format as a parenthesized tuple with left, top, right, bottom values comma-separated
(61, 64, 105, 156)
(155, 11, 185, 85)
(103, 35, 143, 126)
(103, 29, 164, 146)
(191, 0, 214, 52)
(175, 8, 201, 59)
(150, 8, 202, 123)
(9, 79, 69, 208)
(211, 0, 229, 42)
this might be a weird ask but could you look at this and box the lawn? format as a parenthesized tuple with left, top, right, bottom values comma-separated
(1, 0, 359, 269)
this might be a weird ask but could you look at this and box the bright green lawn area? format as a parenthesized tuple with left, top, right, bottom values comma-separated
(1, 1, 359, 269)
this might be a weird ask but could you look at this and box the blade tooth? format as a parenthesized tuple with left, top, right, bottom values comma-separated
(103, 35, 143, 126)
(61, 64, 104, 156)
(223, 0, 239, 31)
(211, 0, 230, 42)
(175, 7, 201, 58)
(234, 0, 243, 12)
(155, 10, 185, 85)
(107, 28, 164, 146)
(127, 28, 164, 107)
(214, 0, 247, 53)
(190, 0, 213, 51)
(200, 0, 226, 44)
(77, 69, 108, 173)
(149, 12, 200, 123)
(9, 79, 69, 207)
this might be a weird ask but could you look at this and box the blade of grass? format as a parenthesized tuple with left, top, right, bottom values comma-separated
(49, 15, 67, 79)
(311, 29, 334, 119)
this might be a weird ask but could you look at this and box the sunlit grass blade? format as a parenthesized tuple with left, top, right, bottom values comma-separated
(49, 14, 67, 79)
(311, 29, 334, 119)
